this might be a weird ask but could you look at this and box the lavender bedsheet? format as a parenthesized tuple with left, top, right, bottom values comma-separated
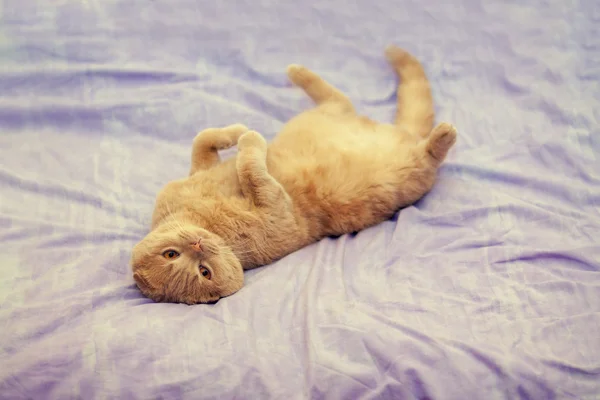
(1, 0, 599, 399)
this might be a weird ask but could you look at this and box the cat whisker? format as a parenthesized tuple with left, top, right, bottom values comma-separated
(218, 245, 255, 254)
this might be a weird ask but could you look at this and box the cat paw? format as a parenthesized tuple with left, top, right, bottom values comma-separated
(223, 123, 248, 133)
(287, 64, 312, 87)
(430, 123, 457, 144)
(194, 124, 249, 150)
(427, 122, 457, 162)
(384, 45, 407, 62)
(222, 124, 249, 147)
(238, 130, 267, 152)
(384, 45, 417, 69)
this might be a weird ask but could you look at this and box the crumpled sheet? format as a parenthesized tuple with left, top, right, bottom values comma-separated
(0, 0, 599, 398)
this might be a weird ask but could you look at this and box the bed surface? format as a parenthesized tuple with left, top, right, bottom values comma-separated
(1, 0, 599, 399)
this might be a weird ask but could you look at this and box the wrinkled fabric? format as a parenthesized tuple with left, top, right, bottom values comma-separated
(0, 0, 599, 399)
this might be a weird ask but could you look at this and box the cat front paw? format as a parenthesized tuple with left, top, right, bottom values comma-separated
(223, 124, 249, 145)
(238, 130, 267, 153)
(193, 124, 249, 151)
(225, 123, 248, 133)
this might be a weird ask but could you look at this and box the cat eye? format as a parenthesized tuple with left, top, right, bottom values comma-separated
(199, 265, 212, 280)
(163, 250, 180, 259)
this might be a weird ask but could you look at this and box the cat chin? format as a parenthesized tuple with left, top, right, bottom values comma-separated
(181, 283, 243, 305)
(214, 263, 245, 301)
(218, 277, 244, 299)
(181, 258, 244, 304)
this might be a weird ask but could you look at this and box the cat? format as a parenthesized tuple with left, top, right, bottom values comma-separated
(130, 45, 457, 304)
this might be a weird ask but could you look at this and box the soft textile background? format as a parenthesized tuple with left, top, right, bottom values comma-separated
(1, 0, 599, 399)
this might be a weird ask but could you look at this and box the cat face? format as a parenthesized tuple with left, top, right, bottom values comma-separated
(130, 222, 244, 304)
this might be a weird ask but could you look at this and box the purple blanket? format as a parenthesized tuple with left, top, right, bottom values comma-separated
(1, 0, 599, 399)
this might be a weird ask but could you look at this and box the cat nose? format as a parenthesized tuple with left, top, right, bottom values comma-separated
(190, 241, 202, 252)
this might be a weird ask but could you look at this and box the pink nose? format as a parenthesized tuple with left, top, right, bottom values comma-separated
(191, 241, 202, 252)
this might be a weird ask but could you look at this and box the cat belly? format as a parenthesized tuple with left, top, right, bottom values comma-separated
(270, 125, 414, 237)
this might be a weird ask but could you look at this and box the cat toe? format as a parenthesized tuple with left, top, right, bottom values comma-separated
(287, 64, 310, 85)
(225, 123, 249, 134)
(430, 123, 457, 144)
(286, 64, 304, 75)
(238, 130, 267, 152)
(384, 45, 410, 65)
(426, 123, 457, 162)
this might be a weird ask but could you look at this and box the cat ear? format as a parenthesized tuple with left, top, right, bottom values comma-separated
(133, 271, 152, 292)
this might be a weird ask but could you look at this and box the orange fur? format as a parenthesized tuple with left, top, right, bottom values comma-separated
(130, 46, 457, 304)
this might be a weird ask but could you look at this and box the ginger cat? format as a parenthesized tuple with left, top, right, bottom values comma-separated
(131, 46, 457, 304)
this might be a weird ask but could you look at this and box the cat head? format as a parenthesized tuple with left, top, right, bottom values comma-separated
(130, 221, 244, 304)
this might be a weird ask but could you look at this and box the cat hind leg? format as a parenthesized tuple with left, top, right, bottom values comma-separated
(287, 64, 355, 114)
(385, 45, 435, 138)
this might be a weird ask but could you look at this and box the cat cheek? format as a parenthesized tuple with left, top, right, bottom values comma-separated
(202, 243, 219, 256)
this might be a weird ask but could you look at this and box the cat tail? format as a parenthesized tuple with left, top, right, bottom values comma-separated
(385, 45, 434, 138)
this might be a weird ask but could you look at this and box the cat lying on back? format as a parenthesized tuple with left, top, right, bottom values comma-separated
(131, 45, 457, 304)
